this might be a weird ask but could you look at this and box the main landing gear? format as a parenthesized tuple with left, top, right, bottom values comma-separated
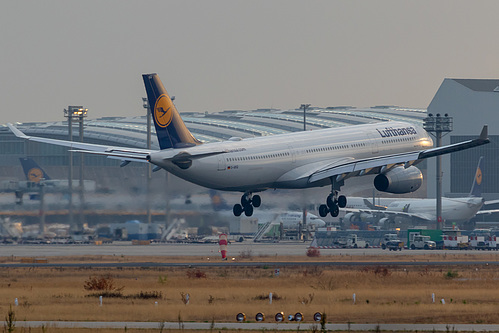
(319, 179, 347, 218)
(318, 191, 347, 217)
(233, 193, 261, 217)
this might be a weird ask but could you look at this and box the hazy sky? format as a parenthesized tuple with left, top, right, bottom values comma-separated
(2, 0, 499, 124)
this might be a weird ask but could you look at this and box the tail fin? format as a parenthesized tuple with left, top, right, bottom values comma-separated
(19, 157, 51, 183)
(142, 73, 202, 149)
(209, 190, 231, 211)
(469, 156, 484, 197)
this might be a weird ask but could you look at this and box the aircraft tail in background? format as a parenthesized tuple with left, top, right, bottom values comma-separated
(19, 157, 51, 183)
(142, 73, 202, 150)
(469, 156, 484, 197)
(209, 190, 232, 211)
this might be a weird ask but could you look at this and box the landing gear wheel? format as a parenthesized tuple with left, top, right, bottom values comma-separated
(252, 195, 261, 208)
(244, 204, 254, 217)
(241, 194, 251, 207)
(330, 205, 339, 217)
(233, 204, 243, 217)
(319, 204, 329, 218)
(326, 195, 335, 208)
(338, 195, 347, 208)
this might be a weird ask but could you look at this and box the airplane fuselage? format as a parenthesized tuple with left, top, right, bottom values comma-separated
(149, 121, 433, 192)
(386, 197, 484, 222)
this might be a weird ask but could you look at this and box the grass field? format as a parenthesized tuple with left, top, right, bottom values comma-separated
(1, 253, 499, 332)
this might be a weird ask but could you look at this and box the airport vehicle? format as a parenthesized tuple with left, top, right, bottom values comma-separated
(7, 74, 490, 218)
(338, 234, 369, 248)
(386, 239, 404, 251)
(442, 232, 469, 250)
(381, 233, 401, 250)
(410, 235, 436, 250)
(469, 229, 497, 250)
(345, 157, 499, 226)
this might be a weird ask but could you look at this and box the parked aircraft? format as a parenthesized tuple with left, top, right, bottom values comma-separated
(7, 74, 490, 218)
(344, 157, 499, 226)
(0, 157, 96, 193)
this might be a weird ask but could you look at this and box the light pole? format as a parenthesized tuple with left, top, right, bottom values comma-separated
(143, 97, 152, 224)
(301, 104, 311, 131)
(300, 104, 311, 240)
(64, 106, 87, 231)
(39, 178, 45, 236)
(423, 113, 453, 230)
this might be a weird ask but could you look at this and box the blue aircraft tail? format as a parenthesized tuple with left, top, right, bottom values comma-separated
(209, 190, 231, 211)
(19, 157, 51, 183)
(469, 156, 484, 197)
(142, 73, 202, 150)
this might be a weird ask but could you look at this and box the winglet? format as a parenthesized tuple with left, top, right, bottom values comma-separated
(480, 125, 488, 141)
(7, 123, 29, 139)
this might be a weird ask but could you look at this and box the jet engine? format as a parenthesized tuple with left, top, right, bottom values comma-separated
(343, 212, 360, 223)
(373, 165, 422, 194)
(344, 212, 372, 223)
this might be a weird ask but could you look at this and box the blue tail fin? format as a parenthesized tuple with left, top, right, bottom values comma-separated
(209, 190, 231, 211)
(469, 156, 484, 197)
(142, 73, 202, 149)
(19, 157, 51, 183)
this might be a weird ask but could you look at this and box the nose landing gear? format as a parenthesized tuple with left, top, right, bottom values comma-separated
(233, 193, 261, 217)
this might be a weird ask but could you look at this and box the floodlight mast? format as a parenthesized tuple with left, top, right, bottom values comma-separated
(300, 103, 311, 241)
(64, 106, 88, 232)
(423, 113, 453, 230)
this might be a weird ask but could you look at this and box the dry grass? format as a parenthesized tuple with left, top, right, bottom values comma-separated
(1, 254, 499, 327)
(1, 251, 498, 264)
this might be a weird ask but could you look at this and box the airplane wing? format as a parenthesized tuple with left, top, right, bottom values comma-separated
(342, 205, 433, 220)
(7, 123, 225, 164)
(8, 123, 153, 162)
(484, 199, 499, 206)
(476, 209, 499, 215)
(346, 208, 433, 221)
(376, 210, 433, 221)
(308, 125, 489, 184)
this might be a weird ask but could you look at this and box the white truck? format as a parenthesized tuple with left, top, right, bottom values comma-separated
(381, 233, 402, 250)
(340, 234, 369, 248)
(410, 235, 436, 250)
(469, 234, 497, 250)
(442, 233, 469, 250)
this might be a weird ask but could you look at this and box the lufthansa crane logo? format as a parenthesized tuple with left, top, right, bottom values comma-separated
(475, 167, 482, 185)
(154, 94, 173, 128)
(28, 168, 43, 183)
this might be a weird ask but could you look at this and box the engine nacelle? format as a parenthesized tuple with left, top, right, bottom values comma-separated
(374, 165, 422, 194)
(343, 212, 359, 223)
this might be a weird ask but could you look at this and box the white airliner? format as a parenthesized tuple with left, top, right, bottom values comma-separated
(7, 74, 490, 218)
(343, 157, 499, 225)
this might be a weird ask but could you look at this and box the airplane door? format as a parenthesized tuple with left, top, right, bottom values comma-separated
(288, 145, 296, 163)
(217, 155, 226, 171)
(367, 132, 379, 154)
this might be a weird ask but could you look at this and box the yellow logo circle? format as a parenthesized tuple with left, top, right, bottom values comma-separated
(476, 167, 482, 185)
(154, 95, 173, 128)
(28, 168, 43, 183)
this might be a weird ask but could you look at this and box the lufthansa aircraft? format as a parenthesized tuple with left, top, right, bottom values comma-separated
(8, 74, 490, 218)
(343, 157, 498, 225)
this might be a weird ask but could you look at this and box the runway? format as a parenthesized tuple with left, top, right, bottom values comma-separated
(0, 241, 498, 268)
(2, 240, 499, 257)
